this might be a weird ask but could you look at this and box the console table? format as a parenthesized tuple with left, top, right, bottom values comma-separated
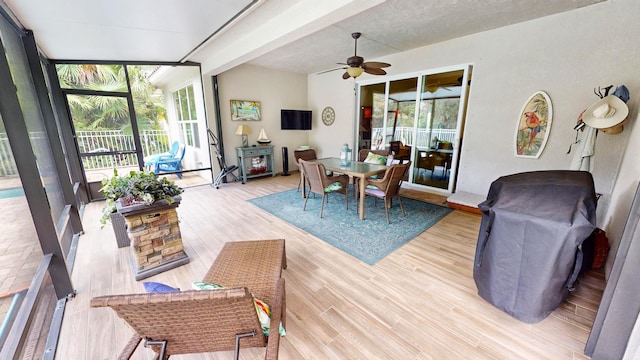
(236, 145, 276, 183)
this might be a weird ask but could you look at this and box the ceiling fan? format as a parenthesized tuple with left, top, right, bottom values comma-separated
(425, 76, 465, 92)
(319, 32, 391, 79)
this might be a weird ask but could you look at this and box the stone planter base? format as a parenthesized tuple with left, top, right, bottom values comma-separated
(117, 197, 189, 280)
(109, 212, 130, 248)
(130, 254, 190, 281)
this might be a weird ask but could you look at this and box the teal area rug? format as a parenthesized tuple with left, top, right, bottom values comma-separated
(248, 189, 452, 264)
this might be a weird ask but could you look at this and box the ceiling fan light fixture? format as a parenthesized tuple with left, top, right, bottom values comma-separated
(426, 84, 439, 93)
(347, 67, 364, 78)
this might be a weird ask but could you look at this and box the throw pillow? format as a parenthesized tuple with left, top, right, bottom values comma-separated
(364, 152, 387, 165)
(191, 281, 225, 290)
(191, 282, 286, 337)
(254, 298, 287, 337)
(143, 282, 180, 293)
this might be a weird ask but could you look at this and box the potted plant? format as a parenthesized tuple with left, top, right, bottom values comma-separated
(100, 169, 183, 248)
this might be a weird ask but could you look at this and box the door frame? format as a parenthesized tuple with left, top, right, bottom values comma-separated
(61, 87, 143, 201)
(355, 63, 472, 194)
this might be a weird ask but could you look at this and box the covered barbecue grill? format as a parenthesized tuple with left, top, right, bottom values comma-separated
(473, 170, 597, 323)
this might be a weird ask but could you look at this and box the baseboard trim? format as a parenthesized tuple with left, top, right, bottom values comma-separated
(447, 202, 482, 214)
(446, 191, 485, 215)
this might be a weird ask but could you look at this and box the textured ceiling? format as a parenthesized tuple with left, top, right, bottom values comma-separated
(2, 0, 605, 74)
(247, 0, 606, 75)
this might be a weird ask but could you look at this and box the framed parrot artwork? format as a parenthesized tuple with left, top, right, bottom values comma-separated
(515, 91, 553, 158)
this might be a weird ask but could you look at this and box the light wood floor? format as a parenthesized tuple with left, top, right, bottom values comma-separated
(56, 173, 604, 359)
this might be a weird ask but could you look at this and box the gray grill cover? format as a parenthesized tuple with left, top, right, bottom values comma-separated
(473, 170, 596, 323)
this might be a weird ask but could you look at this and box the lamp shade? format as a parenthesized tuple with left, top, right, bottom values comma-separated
(235, 125, 252, 135)
(346, 67, 364, 78)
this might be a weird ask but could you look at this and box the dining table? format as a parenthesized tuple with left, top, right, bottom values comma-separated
(302, 157, 388, 220)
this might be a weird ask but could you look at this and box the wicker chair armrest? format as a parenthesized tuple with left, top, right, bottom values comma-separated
(90, 288, 250, 308)
(365, 172, 391, 190)
(265, 277, 285, 360)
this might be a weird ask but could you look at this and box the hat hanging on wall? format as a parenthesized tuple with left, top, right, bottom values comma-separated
(582, 95, 629, 134)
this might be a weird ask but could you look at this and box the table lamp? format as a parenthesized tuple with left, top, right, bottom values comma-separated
(235, 125, 252, 147)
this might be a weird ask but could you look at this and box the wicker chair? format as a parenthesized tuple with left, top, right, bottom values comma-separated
(293, 148, 317, 193)
(357, 149, 389, 162)
(299, 159, 349, 218)
(357, 161, 411, 224)
(90, 239, 287, 360)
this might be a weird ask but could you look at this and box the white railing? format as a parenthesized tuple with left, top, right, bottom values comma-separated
(0, 130, 171, 176)
(371, 127, 456, 149)
(0, 133, 17, 176)
(77, 130, 170, 170)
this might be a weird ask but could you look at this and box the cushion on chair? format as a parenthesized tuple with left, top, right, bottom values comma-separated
(192, 281, 225, 290)
(254, 298, 287, 337)
(364, 152, 388, 179)
(143, 282, 180, 293)
(365, 187, 385, 197)
(364, 152, 388, 165)
(191, 281, 286, 337)
(324, 182, 344, 193)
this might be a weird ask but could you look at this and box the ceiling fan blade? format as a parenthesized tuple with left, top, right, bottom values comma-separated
(364, 67, 386, 75)
(362, 61, 391, 69)
(317, 66, 346, 75)
(342, 71, 351, 80)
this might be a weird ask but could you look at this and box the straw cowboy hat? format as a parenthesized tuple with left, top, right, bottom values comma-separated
(582, 95, 629, 134)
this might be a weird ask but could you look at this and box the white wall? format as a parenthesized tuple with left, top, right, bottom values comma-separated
(307, 0, 639, 233)
(204, 64, 308, 174)
(152, 65, 210, 172)
(604, 105, 640, 274)
(307, 76, 357, 158)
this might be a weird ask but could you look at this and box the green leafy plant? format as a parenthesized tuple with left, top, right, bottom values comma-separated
(99, 169, 183, 227)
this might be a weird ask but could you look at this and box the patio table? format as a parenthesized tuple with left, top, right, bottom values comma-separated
(302, 157, 387, 220)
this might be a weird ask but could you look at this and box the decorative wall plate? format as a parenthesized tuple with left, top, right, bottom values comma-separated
(322, 106, 335, 126)
(514, 91, 553, 158)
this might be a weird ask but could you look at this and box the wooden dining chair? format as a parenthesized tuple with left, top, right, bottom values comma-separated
(417, 151, 445, 179)
(357, 161, 411, 224)
(299, 159, 349, 218)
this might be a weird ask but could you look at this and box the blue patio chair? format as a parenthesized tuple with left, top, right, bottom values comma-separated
(155, 144, 186, 178)
(145, 141, 180, 171)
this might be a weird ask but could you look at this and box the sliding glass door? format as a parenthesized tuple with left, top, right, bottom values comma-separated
(357, 64, 471, 193)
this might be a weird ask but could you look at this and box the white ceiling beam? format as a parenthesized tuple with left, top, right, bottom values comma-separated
(191, 0, 385, 76)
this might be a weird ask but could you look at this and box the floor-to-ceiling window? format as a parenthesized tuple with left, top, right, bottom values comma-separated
(357, 65, 472, 193)
(174, 84, 200, 148)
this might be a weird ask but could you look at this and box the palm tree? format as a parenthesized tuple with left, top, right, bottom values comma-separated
(56, 64, 165, 131)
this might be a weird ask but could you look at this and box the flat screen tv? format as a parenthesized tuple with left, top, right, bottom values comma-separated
(281, 109, 312, 130)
